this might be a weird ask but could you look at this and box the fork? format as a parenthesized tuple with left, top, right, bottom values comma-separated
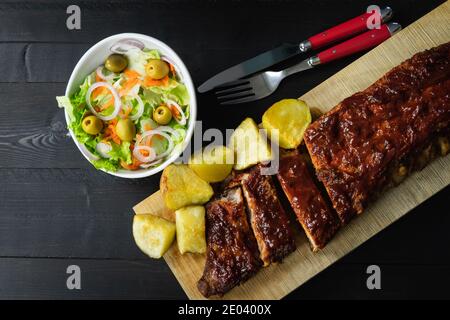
(216, 22, 401, 105)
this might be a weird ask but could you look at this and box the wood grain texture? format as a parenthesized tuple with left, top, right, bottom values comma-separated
(26, 44, 91, 82)
(0, 257, 184, 300)
(0, 168, 156, 259)
(0, 44, 27, 82)
(133, 2, 450, 300)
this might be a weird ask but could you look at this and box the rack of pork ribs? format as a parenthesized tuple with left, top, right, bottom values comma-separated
(198, 42, 450, 298)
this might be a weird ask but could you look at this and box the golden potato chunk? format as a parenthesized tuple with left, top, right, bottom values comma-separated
(189, 145, 234, 182)
(230, 117, 272, 170)
(262, 99, 311, 149)
(160, 164, 214, 210)
(133, 214, 175, 259)
(175, 206, 206, 254)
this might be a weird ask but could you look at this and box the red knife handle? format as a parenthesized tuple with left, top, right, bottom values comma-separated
(307, 7, 392, 50)
(315, 24, 394, 64)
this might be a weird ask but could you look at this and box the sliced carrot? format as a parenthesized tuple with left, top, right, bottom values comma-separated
(120, 159, 141, 170)
(143, 123, 154, 131)
(169, 63, 176, 77)
(143, 77, 161, 87)
(97, 97, 115, 111)
(124, 69, 141, 80)
(119, 104, 132, 118)
(120, 154, 142, 170)
(112, 135, 121, 145)
(162, 75, 170, 87)
(169, 104, 181, 120)
(143, 75, 169, 88)
(92, 86, 107, 99)
(145, 136, 153, 147)
(119, 77, 140, 96)
(103, 120, 121, 145)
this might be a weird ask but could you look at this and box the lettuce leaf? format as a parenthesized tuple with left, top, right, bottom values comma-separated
(168, 83, 190, 106)
(143, 89, 162, 107)
(147, 82, 189, 106)
(171, 123, 187, 144)
(56, 96, 73, 115)
(144, 49, 161, 60)
(92, 159, 120, 172)
(108, 141, 132, 164)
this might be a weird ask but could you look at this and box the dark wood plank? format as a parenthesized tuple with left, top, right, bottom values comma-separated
(0, 83, 92, 168)
(1, 0, 444, 85)
(287, 262, 450, 300)
(0, 257, 186, 299)
(340, 188, 450, 265)
(26, 44, 90, 82)
(0, 257, 448, 299)
(0, 167, 159, 259)
(0, 44, 27, 82)
(0, 0, 444, 45)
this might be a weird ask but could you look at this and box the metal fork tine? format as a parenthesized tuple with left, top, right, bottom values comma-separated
(215, 83, 251, 95)
(217, 89, 253, 100)
(219, 94, 257, 105)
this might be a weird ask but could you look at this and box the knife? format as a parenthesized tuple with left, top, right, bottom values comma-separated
(198, 6, 393, 93)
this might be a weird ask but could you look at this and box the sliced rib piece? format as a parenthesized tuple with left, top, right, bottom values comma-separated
(197, 187, 262, 298)
(277, 150, 340, 251)
(304, 42, 450, 224)
(240, 165, 296, 266)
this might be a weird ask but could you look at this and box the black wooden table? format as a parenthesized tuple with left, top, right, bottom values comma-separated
(0, 0, 448, 300)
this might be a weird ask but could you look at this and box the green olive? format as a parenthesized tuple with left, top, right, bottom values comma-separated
(82, 115, 103, 135)
(116, 118, 136, 142)
(105, 54, 128, 73)
(145, 59, 169, 79)
(153, 105, 172, 125)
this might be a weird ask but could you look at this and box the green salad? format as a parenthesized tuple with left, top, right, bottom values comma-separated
(57, 46, 189, 172)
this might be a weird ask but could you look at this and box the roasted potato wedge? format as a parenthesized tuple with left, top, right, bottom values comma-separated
(189, 145, 234, 182)
(262, 99, 311, 149)
(160, 164, 214, 210)
(230, 117, 272, 170)
(175, 206, 206, 254)
(133, 214, 176, 259)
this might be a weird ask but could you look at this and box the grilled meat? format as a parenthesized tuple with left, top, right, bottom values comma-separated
(277, 150, 340, 251)
(304, 42, 450, 224)
(240, 165, 296, 265)
(197, 187, 262, 298)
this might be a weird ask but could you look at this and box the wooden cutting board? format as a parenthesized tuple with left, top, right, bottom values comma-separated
(133, 2, 450, 300)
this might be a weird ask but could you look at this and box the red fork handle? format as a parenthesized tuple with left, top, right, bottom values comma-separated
(308, 7, 392, 50)
(315, 24, 393, 64)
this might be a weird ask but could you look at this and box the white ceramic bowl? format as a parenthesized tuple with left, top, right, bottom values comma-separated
(65, 33, 197, 178)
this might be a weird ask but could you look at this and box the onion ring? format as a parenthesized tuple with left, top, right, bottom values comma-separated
(139, 159, 163, 169)
(121, 94, 144, 121)
(86, 82, 122, 121)
(133, 145, 156, 163)
(155, 125, 181, 141)
(95, 142, 112, 159)
(138, 130, 174, 160)
(165, 99, 186, 125)
(96, 66, 115, 81)
(110, 38, 145, 54)
(161, 55, 182, 81)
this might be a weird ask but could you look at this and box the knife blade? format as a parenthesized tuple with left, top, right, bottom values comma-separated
(197, 43, 300, 93)
(198, 6, 393, 93)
